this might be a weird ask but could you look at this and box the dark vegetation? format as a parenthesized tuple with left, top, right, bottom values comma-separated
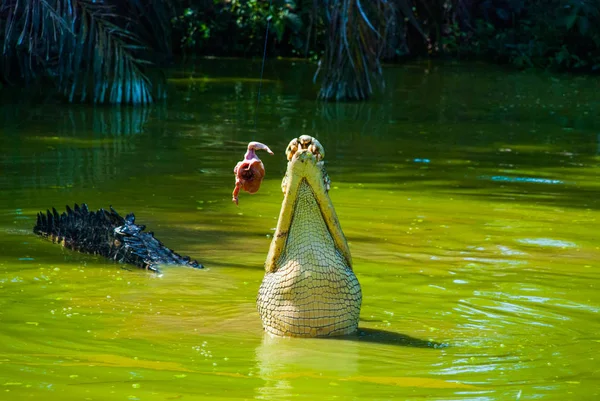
(1, 0, 599, 103)
(0, 0, 172, 104)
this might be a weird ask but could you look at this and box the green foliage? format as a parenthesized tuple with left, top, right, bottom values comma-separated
(469, 0, 600, 71)
(0, 0, 173, 104)
(4, 0, 599, 105)
(171, 0, 320, 57)
(410, 0, 600, 71)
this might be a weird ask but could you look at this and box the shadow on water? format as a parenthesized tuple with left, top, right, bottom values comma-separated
(334, 327, 448, 349)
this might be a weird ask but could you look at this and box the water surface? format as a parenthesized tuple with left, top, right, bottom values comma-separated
(0, 59, 599, 400)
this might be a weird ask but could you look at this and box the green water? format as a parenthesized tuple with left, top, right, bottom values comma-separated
(1, 60, 599, 400)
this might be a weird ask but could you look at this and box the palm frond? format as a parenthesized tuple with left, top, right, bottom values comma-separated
(0, 0, 170, 105)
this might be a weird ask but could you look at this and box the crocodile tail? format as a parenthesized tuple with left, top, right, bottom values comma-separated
(34, 202, 126, 259)
(33, 204, 203, 272)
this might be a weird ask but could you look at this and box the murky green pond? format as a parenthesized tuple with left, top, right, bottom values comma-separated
(1, 60, 599, 400)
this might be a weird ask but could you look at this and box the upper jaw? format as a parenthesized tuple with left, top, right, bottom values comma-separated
(264, 147, 352, 273)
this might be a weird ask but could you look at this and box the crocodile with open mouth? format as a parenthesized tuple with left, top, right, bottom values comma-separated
(257, 135, 362, 337)
(33, 136, 362, 337)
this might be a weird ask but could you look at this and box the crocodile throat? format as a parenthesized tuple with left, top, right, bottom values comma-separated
(257, 141, 362, 337)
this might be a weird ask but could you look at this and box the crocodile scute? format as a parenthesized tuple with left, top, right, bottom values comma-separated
(33, 203, 202, 273)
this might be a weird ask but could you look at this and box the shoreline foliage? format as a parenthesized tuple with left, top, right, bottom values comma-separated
(0, 0, 173, 104)
(173, 0, 600, 73)
(2, 0, 599, 103)
(172, 0, 600, 100)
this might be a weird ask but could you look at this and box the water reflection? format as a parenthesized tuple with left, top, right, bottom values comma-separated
(254, 333, 360, 399)
(516, 238, 577, 248)
(482, 176, 565, 185)
(0, 105, 151, 191)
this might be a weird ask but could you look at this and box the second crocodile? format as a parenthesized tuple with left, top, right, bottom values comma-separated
(33, 203, 202, 273)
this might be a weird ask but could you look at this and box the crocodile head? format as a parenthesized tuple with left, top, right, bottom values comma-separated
(257, 136, 362, 337)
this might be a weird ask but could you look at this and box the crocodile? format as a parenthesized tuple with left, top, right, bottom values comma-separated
(33, 135, 362, 337)
(257, 136, 362, 337)
(33, 203, 202, 273)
